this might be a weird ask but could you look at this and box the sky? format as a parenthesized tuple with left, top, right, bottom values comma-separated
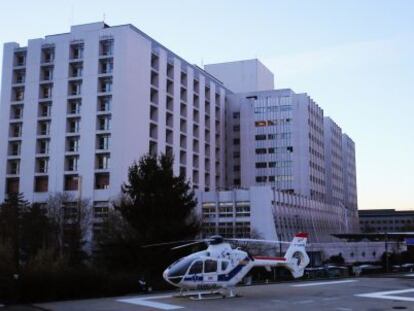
(0, 0, 413, 210)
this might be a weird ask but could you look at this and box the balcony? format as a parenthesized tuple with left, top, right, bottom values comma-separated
(98, 78, 112, 94)
(69, 43, 84, 61)
(95, 173, 110, 190)
(100, 39, 114, 57)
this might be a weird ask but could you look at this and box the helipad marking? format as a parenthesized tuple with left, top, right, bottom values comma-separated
(356, 289, 414, 302)
(118, 295, 184, 310)
(291, 280, 357, 287)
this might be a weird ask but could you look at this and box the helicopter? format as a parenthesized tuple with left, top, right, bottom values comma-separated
(147, 232, 310, 298)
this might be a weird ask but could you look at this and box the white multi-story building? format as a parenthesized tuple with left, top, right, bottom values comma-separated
(0, 22, 228, 209)
(0, 23, 358, 241)
(324, 117, 344, 206)
(224, 89, 326, 202)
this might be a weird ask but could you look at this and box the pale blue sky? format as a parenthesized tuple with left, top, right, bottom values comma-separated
(1, 0, 413, 210)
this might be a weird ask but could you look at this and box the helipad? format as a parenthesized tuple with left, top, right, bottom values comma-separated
(32, 275, 414, 311)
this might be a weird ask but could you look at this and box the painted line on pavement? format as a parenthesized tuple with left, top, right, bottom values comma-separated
(356, 288, 414, 302)
(118, 295, 184, 310)
(336, 308, 352, 311)
(291, 280, 357, 287)
(405, 273, 414, 277)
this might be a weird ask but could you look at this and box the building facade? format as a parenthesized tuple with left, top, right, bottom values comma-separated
(359, 209, 414, 233)
(198, 186, 354, 243)
(224, 89, 327, 202)
(0, 22, 359, 242)
(0, 22, 228, 210)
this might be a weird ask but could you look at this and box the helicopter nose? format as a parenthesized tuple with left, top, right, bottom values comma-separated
(162, 269, 169, 282)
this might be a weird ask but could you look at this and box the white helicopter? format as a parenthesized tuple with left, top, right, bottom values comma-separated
(149, 232, 310, 298)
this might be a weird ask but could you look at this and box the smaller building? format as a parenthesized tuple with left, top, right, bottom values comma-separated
(197, 186, 358, 243)
(359, 209, 414, 233)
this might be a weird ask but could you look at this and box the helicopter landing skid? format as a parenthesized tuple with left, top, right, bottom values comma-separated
(174, 288, 240, 300)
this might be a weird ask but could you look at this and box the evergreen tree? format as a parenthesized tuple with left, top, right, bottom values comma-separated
(97, 153, 200, 280)
(0, 193, 29, 272)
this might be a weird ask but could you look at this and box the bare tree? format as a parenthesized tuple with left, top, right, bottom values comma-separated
(45, 192, 91, 263)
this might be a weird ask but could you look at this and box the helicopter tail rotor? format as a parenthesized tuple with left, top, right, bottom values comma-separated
(283, 232, 310, 278)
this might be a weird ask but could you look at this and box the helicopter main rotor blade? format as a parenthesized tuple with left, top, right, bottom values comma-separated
(225, 238, 292, 245)
(171, 240, 209, 250)
(141, 239, 200, 248)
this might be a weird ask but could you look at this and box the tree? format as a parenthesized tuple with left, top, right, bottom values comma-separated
(97, 153, 200, 279)
(45, 193, 91, 265)
(0, 193, 29, 272)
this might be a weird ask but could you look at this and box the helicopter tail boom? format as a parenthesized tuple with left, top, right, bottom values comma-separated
(251, 232, 310, 278)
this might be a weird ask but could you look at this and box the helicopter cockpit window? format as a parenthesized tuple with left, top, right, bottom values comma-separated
(221, 260, 229, 271)
(188, 260, 203, 275)
(204, 259, 217, 273)
(167, 257, 193, 277)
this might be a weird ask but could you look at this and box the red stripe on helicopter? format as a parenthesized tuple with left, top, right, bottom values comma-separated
(295, 232, 308, 238)
(253, 256, 286, 261)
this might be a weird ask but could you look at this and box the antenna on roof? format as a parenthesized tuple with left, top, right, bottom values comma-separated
(201, 58, 204, 68)
(69, 4, 75, 26)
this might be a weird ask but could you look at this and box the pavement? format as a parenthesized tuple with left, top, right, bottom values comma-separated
(3, 273, 414, 311)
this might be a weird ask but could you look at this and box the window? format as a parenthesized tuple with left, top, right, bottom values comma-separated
(40, 85, 52, 99)
(233, 151, 240, 158)
(233, 125, 240, 132)
(256, 176, 267, 182)
(233, 138, 240, 145)
(255, 121, 266, 127)
(189, 261, 203, 275)
(233, 112, 240, 119)
(37, 139, 49, 154)
(64, 174, 78, 191)
(8, 141, 21, 156)
(68, 100, 81, 114)
(204, 260, 217, 273)
(255, 134, 266, 140)
(10, 123, 22, 138)
(39, 102, 51, 117)
(13, 87, 24, 101)
(221, 261, 229, 271)
(70, 43, 84, 60)
(34, 176, 48, 192)
(97, 135, 110, 150)
(67, 118, 80, 133)
(100, 39, 114, 56)
(256, 162, 267, 168)
(255, 148, 266, 154)
(96, 154, 110, 169)
(69, 62, 83, 78)
(38, 121, 50, 136)
(13, 70, 25, 84)
(66, 137, 79, 152)
(41, 47, 54, 63)
(98, 96, 111, 112)
(99, 59, 113, 74)
(94, 201, 109, 218)
(233, 165, 240, 172)
(95, 172, 110, 189)
(236, 203, 250, 217)
(6, 177, 19, 194)
(65, 156, 79, 171)
(14, 52, 26, 67)
(36, 158, 49, 173)
(41, 67, 53, 81)
(99, 77, 112, 93)
(68, 81, 81, 96)
(11, 105, 23, 119)
(7, 160, 20, 175)
(97, 116, 111, 131)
